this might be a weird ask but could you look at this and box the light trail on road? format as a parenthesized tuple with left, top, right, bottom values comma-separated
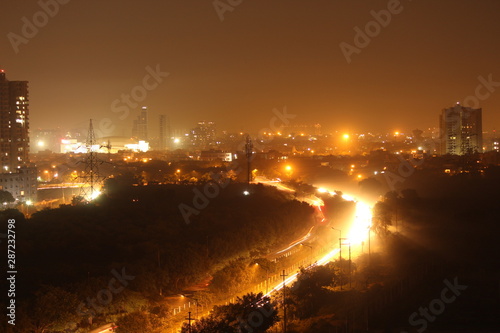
(258, 180, 373, 297)
(275, 226, 315, 255)
(174, 179, 374, 330)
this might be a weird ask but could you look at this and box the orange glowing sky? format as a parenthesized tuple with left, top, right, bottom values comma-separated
(2, 0, 500, 136)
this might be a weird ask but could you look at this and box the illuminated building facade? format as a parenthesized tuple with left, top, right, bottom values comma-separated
(0, 69, 36, 202)
(0, 69, 30, 171)
(189, 121, 216, 149)
(60, 137, 149, 154)
(159, 114, 170, 150)
(440, 103, 483, 155)
(0, 167, 37, 203)
(492, 138, 499, 152)
(132, 106, 148, 141)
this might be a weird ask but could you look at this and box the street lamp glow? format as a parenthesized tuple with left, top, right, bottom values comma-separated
(90, 190, 101, 200)
(347, 201, 372, 245)
(343, 133, 350, 140)
(285, 165, 292, 171)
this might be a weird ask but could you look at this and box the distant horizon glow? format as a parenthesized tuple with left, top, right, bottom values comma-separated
(2, 2, 500, 135)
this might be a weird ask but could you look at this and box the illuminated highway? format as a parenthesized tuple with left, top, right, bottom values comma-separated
(172, 179, 374, 331)
(255, 178, 373, 296)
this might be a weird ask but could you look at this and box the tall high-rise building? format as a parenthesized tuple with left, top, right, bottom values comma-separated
(0, 69, 36, 202)
(439, 103, 483, 155)
(132, 106, 148, 141)
(0, 69, 30, 170)
(159, 114, 170, 150)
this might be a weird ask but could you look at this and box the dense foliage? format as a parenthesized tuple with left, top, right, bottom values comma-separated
(0, 183, 315, 332)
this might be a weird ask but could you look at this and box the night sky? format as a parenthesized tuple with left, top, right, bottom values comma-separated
(2, 0, 500, 136)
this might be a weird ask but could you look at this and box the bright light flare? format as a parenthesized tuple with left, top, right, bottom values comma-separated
(347, 201, 372, 245)
(90, 190, 102, 200)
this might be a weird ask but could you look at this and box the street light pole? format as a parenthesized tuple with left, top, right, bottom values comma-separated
(185, 295, 199, 320)
(186, 312, 192, 333)
(331, 227, 342, 260)
(332, 227, 343, 290)
(281, 270, 288, 333)
(368, 226, 371, 265)
(301, 243, 313, 266)
(256, 263, 270, 294)
(339, 238, 352, 289)
(348, 241, 352, 288)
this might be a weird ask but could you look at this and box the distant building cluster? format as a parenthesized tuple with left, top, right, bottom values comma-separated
(31, 105, 493, 163)
(3, 66, 496, 207)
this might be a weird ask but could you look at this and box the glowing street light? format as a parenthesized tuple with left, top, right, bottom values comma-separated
(284, 165, 293, 180)
(343, 133, 350, 140)
(90, 190, 101, 200)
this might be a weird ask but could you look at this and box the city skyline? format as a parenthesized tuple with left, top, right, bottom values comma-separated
(2, 1, 500, 135)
